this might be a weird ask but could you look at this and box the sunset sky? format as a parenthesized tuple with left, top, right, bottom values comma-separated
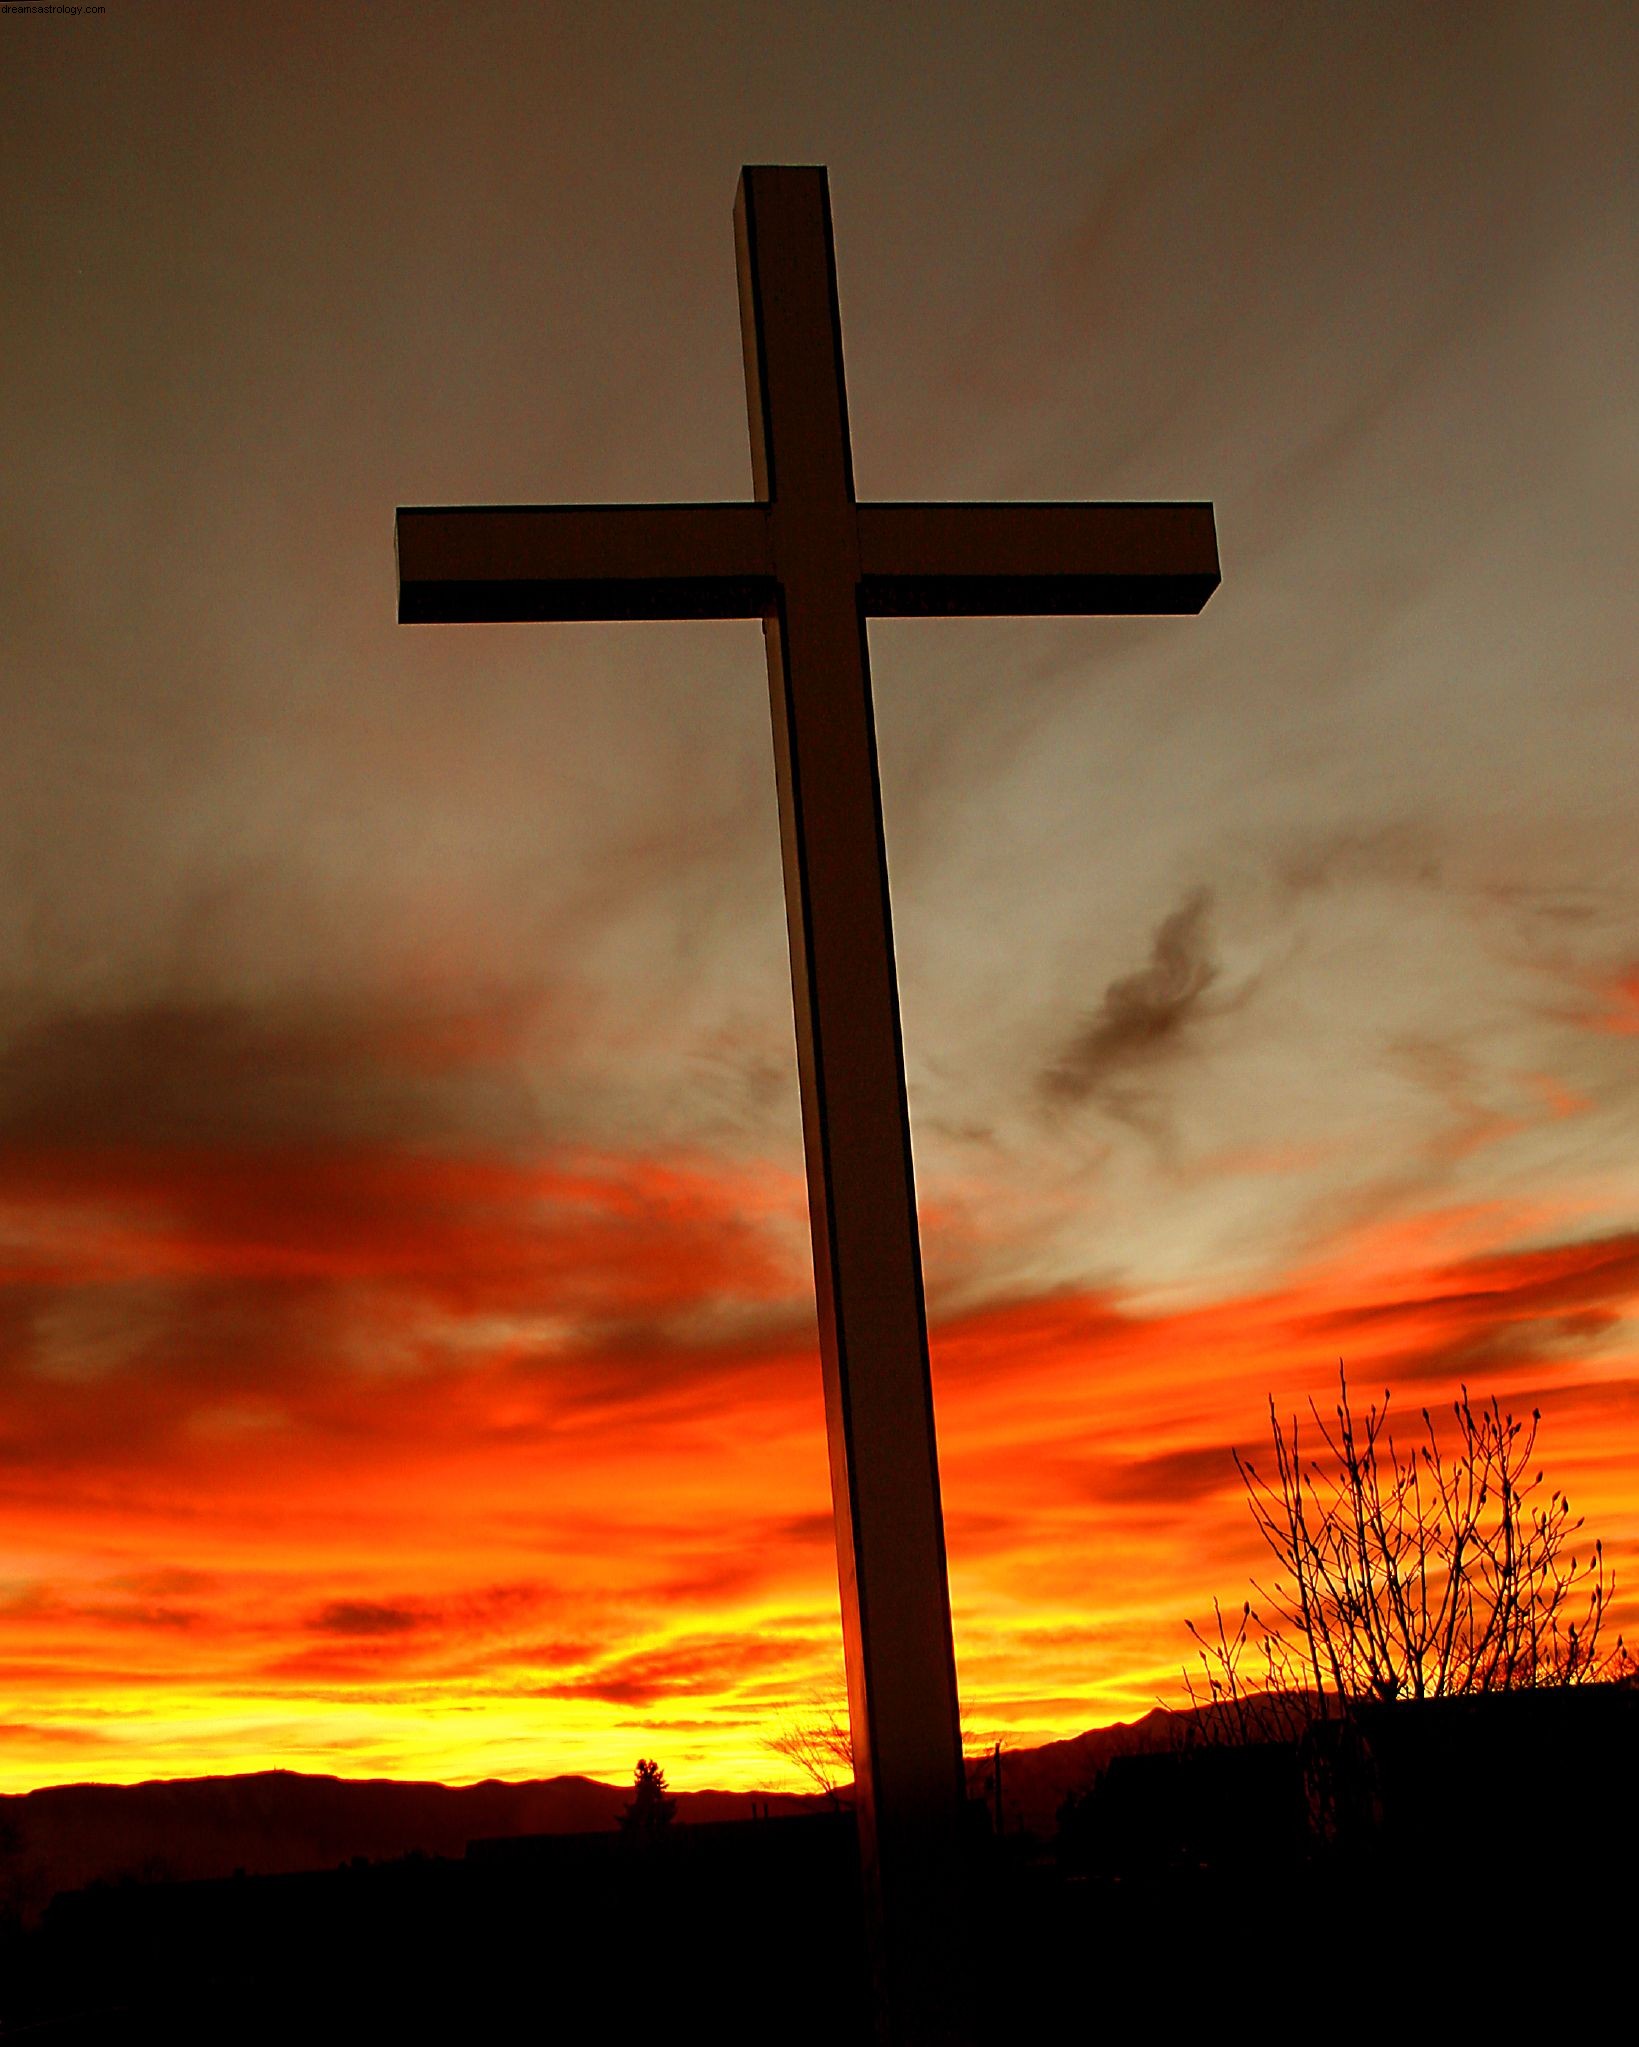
(2, 2, 1636, 1796)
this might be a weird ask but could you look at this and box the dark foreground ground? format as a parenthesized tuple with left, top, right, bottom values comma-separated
(3, 1819, 1629, 2044)
(6, 1686, 1634, 2042)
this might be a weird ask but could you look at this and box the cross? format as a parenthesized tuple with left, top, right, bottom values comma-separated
(397, 165, 1217, 2038)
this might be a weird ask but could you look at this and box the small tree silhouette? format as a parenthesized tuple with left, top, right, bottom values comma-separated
(1184, 1364, 1625, 1728)
(619, 1758, 676, 1836)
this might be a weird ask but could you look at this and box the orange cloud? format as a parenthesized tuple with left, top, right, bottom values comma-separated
(1590, 969, 1639, 1036)
(0, 1107, 1634, 1793)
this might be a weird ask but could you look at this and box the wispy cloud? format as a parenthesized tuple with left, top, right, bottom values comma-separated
(0, 1171, 1632, 1786)
(1041, 887, 1224, 1118)
(1269, 820, 1442, 899)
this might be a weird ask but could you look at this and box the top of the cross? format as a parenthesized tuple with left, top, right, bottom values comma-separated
(395, 165, 1219, 625)
(732, 163, 858, 511)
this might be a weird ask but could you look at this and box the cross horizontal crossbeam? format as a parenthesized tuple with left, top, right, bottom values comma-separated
(397, 498, 1218, 622)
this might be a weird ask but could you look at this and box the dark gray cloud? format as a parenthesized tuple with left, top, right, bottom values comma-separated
(0, 1275, 348, 1472)
(1307, 1230, 1639, 1339)
(1041, 888, 1220, 1110)
(0, 990, 549, 1156)
(1101, 1442, 1239, 1509)
(311, 1601, 420, 1637)
(1291, 1230, 1639, 1390)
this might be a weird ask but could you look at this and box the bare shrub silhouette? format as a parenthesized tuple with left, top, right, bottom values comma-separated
(764, 1699, 854, 1806)
(1185, 1364, 1625, 1728)
(764, 1700, 1001, 1820)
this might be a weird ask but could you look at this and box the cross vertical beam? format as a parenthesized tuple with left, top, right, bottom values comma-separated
(735, 168, 966, 2026)
(394, 160, 1219, 2044)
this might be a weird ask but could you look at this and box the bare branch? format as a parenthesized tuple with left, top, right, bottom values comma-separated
(1186, 1366, 1621, 1729)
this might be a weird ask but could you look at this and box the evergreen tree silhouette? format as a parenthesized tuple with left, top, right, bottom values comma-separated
(619, 1758, 676, 1836)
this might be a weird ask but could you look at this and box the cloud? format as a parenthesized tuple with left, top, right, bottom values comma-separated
(0, 993, 815, 1474)
(1100, 1443, 1240, 1510)
(1270, 820, 1442, 899)
(1585, 968, 1639, 1037)
(0, 990, 550, 1157)
(0, 1578, 201, 1634)
(535, 1630, 810, 1710)
(0, 1722, 111, 1748)
(1302, 1229, 1639, 1347)
(311, 1601, 421, 1637)
(0, 1197, 1632, 1789)
(1040, 887, 1222, 1112)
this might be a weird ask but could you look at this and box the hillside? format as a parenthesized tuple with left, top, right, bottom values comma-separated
(0, 1767, 821, 1924)
(0, 1707, 1211, 1922)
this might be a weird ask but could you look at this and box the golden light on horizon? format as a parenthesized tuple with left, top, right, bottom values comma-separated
(2, 1121, 1633, 1794)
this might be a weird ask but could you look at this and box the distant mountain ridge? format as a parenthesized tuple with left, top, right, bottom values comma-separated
(0, 1768, 817, 1923)
(0, 1708, 1209, 1923)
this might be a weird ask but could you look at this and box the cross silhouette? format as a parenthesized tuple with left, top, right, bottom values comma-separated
(397, 164, 1217, 2035)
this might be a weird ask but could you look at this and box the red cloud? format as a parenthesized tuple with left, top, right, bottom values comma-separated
(1592, 968, 1639, 1036)
(0, 1093, 1634, 1792)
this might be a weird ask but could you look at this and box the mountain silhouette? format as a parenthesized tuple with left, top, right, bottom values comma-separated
(0, 1766, 819, 1925)
(0, 1696, 1372, 1925)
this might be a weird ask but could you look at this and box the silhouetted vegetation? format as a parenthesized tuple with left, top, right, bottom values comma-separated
(1184, 1364, 1625, 1733)
(4, 1373, 1630, 2043)
(618, 1758, 676, 1837)
(4, 1810, 867, 2044)
(763, 1700, 1012, 1840)
(6, 1691, 1632, 2043)
(764, 1699, 855, 1807)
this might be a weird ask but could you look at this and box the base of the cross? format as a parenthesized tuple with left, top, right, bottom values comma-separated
(866, 1812, 989, 2045)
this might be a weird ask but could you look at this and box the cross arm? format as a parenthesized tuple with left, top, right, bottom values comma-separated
(856, 501, 1219, 617)
(395, 499, 1218, 623)
(396, 504, 776, 623)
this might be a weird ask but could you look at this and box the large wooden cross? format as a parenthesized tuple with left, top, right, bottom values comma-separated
(397, 165, 1217, 2033)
